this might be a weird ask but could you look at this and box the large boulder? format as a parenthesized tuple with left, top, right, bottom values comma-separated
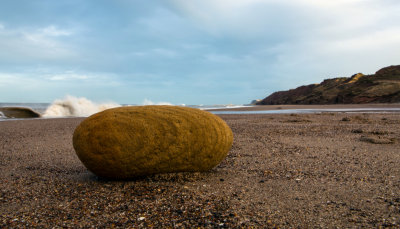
(73, 106, 233, 179)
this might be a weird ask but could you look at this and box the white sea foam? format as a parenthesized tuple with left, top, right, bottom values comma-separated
(142, 98, 173, 106)
(43, 96, 120, 117)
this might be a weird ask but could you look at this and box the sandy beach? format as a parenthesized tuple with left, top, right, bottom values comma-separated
(1, 108, 400, 227)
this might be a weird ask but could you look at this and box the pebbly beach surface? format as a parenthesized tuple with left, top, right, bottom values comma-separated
(1, 109, 400, 227)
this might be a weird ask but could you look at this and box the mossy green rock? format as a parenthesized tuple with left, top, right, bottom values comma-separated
(73, 106, 233, 179)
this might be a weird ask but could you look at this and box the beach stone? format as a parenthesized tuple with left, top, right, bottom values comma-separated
(73, 106, 233, 179)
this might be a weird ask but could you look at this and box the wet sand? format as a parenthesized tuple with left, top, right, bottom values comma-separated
(1, 110, 400, 227)
(211, 103, 400, 111)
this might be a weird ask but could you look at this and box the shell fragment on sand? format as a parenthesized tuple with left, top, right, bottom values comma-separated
(73, 106, 233, 179)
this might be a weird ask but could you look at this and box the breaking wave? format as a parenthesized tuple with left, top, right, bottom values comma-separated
(142, 99, 173, 106)
(43, 96, 120, 117)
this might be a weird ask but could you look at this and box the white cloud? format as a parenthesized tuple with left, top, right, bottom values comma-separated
(21, 26, 73, 49)
(131, 48, 179, 58)
(152, 48, 178, 58)
(326, 28, 400, 52)
(168, 0, 399, 43)
(39, 25, 72, 37)
(0, 73, 19, 86)
(169, 0, 400, 78)
(48, 74, 89, 81)
(0, 25, 76, 62)
(39, 70, 122, 86)
(0, 70, 119, 88)
(0, 72, 40, 89)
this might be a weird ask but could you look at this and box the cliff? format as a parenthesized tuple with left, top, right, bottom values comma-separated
(257, 65, 400, 105)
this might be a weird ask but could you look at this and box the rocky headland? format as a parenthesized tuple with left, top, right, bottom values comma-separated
(257, 65, 400, 105)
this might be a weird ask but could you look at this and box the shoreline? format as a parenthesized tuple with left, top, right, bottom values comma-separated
(2, 103, 400, 120)
(1, 112, 399, 227)
(209, 103, 400, 111)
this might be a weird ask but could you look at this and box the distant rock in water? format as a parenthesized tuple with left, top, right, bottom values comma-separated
(0, 107, 41, 118)
(257, 65, 400, 105)
(250, 99, 261, 105)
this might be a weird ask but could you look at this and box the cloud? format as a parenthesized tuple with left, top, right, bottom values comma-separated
(0, 24, 76, 62)
(0, 69, 123, 102)
(169, 0, 400, 78)
(22, 27, 71, 49)
(323, 28, 400, 52)
(168, 0, 394, 39)
(130, 48, 179, 58)
(0, 72, 42, 92)
(41, 71, 122, 86)
(39, 25, 72, 37)
(0, 69, 118, 87)
(0, 73, 24, 86)
(47, 74, 89, 81)
(0, 1, 399, 104)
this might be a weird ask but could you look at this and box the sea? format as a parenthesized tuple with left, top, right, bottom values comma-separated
(0, 102, 250, 114)
(0, 103, 50, 114)
(211, 107, 400, 115)
(0, 98, 252, 120)
(1, 97, 400, 120)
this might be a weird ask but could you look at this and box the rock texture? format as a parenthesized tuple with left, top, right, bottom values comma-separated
(73, 106, 233, 179)
(257, 65, 400, 105)
(0, 107, 41, 118)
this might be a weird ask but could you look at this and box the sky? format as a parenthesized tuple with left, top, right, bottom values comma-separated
(0, 0, 400, 105)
